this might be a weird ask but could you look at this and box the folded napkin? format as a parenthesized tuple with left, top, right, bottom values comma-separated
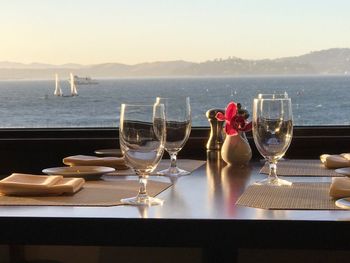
(329, 177, 350, 199)
(0, 173, 85, 196)
(320, 153, 350, 169)
(63, 155, 129, 170)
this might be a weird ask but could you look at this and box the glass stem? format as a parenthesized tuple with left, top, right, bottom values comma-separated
(268, 161, 278, 182)
(170, 153, 178, 169)
(138, 175, 148, 197)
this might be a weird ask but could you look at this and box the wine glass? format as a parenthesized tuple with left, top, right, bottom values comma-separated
(252, 94, 293, 186)
(119, 103, 166, 206)
(156, 97, 192, 176)
(257, 93, 289, 163)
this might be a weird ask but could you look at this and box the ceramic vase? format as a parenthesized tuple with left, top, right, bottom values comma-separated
(220, 132, 252, 166)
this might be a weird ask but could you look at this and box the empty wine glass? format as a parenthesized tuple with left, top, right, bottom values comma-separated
(156, 97, 192, 176)
(252, 94, 293, 186)
(257, 93, 289, 163)
(119, 103, 166, 206)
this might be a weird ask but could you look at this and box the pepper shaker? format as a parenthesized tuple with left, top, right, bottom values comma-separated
(206, 108, 225, 151)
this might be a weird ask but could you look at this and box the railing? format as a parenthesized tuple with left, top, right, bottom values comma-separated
(0, 126, 349, 174)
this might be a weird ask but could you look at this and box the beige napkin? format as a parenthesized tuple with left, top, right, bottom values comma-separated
(0, 173, 85, 196)
(63, 155, 129, 170)
(329, 177, 350, 198)
(320, 153, 350, 169)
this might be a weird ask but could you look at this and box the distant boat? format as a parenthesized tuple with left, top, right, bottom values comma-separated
(54, 73, 78, 97)
(54, 74, 63, 96)
(69, 73, 78, 96)
(69, 75, 98, 85)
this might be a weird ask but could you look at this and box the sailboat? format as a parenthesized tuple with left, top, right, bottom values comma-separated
(54, 74, 63, 96)
(54, 73, 78, 97)
(70, 73, 78, 96)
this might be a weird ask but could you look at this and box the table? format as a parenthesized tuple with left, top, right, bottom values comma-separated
(1, 155, 350, 262)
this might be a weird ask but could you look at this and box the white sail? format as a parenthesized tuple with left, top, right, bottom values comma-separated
(70, 73, 78, 96)
(54, 74, 63, 96)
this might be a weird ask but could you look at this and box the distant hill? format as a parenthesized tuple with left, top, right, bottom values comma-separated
(0, 61, 84, 69)
(277, 48, 350, 74)
(1, 48, 350, 79)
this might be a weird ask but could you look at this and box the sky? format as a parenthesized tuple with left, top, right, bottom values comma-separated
(1, 0, 350, 65)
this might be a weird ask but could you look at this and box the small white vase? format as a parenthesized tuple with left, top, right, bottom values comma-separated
(221, 132, 252, 166)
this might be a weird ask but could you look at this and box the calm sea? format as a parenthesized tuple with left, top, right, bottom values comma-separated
(0, 75, 349, 128)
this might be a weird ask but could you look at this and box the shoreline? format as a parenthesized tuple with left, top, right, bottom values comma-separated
(0, 74, 350, 82)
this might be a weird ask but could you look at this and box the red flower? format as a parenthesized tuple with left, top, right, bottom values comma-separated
(216, 102, 252, 136)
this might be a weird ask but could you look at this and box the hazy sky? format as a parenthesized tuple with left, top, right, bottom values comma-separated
(1, 0, 350, 65)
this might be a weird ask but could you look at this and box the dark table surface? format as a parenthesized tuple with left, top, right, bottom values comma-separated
(1, 154, 350, 252)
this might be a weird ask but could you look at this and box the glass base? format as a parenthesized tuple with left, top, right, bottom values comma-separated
(335, 198, 350, 209)
(157, 167, 190, 176)
(255, 177, 292, 186)
(121, 194, 164, 206)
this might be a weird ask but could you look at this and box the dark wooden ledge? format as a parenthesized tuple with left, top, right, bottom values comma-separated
(0, 126, 349, 174)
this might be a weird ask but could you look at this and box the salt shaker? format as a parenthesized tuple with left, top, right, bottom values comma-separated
(206, 108, 225, 151)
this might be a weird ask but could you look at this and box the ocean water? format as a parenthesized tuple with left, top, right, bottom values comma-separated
(0, 75, 349, 128)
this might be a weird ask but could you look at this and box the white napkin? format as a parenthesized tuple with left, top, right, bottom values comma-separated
(320, 153, 350, 169)
(0, 173, 85, 196)
(63, 155, 129, 170)
(329, 177, 350, 199)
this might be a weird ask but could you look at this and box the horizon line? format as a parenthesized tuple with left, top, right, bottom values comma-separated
(1, 47, 349, 66)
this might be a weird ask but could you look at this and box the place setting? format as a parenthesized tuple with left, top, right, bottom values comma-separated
(0, 151, 172, 207)
(234, 93, 350, 210)
(40, 153, 129, 180)
(258, 153, 350, 177)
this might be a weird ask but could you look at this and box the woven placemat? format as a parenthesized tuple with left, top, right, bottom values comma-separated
(260, 159, 342, 177)
(110, 159, 206, 176)
(236, 182, 343, 210)
(0, 179, 171, 206)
